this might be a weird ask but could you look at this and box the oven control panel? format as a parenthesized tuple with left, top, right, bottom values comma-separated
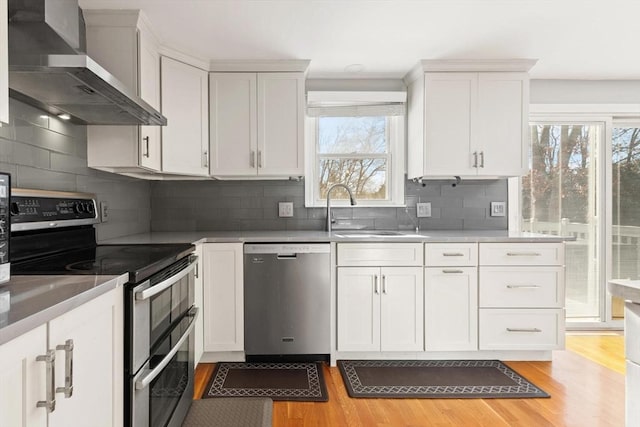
(10, 190, 98, 231)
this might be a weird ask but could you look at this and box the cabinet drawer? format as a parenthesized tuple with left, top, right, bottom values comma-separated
(425, 243, 477, 266)
(337, 243, 423, 266)
(479, 266, 564, 308)
(479, 243, 564, 266)
(479, 308, 565, 350)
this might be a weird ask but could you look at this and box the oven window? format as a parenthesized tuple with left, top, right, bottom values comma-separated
(149, 315, 192, 427)
(149, 269, 192, 347)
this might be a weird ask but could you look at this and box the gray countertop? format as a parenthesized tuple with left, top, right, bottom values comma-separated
(1, 229, 570, 347)
(0, 274, 128, 346)
(608, 279, 640, 304)
(101, 229, 571, 245)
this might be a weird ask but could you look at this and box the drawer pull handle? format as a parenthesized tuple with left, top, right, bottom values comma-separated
(374, 275, 379, 294)
(442, 269, 464, 274)
(382, 275, 387, 294)
(442, 253, 465, 257)
(506, 285, 541, 289)
(56, 339, 74, 398)
(506, 328, 542, 333)
(36, 350, 56, 413)
(506, 252, 541, 257)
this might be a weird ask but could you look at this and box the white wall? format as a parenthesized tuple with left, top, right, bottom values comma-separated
(530, 80, 640, 105)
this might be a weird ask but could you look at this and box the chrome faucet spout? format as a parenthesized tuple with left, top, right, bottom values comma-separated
(326, 184, 357, 232)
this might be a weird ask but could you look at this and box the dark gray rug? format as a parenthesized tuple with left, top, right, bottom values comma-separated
(182, 398, 272, 427)
(338, 360, 550, 399)
(203, 362, 328, 402)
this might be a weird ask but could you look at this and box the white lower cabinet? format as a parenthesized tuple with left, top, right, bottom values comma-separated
(337, 266, 424, 352)
(0, 325, 47, 427)
(478, 243, 566, 351)
(0, 287, 123, 427)
(424, 267, 478, 351)
(479, 309, 564, 350)
(202, 243, 244, 352)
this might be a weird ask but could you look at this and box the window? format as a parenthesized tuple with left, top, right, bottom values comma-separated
(305, 92, 405, 207)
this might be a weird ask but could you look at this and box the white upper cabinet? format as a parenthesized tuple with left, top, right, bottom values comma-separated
(209, 71, 305, 178)
(0, 0, 8, 125)
(160, 56, 209, 176)
(405, 59, 536, 179)
(84, 10, 162, 173)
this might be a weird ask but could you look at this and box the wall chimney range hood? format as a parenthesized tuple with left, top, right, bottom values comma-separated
(7, 0, 167, 126)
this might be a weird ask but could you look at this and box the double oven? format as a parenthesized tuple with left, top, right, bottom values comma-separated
(10, 189, 197, 427)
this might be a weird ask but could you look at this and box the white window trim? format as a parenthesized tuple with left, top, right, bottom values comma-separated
(304, 115, 405, 207)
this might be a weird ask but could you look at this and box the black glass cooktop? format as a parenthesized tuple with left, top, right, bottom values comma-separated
(11, 243, 195, 284)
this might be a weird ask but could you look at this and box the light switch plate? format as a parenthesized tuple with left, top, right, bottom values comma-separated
(490, 201, 506, 217)
(416, 202, 431, 218)
(278, 202, 294, 218)
(100, 201, 109, 222)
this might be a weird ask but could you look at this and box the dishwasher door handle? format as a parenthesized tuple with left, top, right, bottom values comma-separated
(276, 253, 298, 259)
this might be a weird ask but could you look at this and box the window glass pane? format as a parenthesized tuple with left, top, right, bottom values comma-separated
(611, 126, 640, 319)
(523, 124, 601, 320)
(318, 116, 388, 154)
(318, 158, 387, 200)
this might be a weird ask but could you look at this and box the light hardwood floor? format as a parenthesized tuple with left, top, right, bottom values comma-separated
(194, 334, 626, 426)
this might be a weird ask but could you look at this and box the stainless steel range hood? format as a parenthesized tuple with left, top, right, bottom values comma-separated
(7, 0, 167, 126)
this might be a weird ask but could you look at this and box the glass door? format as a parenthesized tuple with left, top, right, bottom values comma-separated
(611, 124, 640, 320)
(522, 122, 604, 321)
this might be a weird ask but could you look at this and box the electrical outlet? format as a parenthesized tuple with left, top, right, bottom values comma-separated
(416, 202, 431, 218)
(100, 201, 109, 222)
(490, 201, 506, 217)
(278, 202, 294, 218)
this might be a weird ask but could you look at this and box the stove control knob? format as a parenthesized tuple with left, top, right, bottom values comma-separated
(86, 203, 95, 214)
(10, 202, 20, 216)
(73, 202, 84, 214)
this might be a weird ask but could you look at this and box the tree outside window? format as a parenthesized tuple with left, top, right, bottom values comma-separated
(316, 116, 390, 201)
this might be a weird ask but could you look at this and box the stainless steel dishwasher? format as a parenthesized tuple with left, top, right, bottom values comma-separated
(244, 243, 330, 359)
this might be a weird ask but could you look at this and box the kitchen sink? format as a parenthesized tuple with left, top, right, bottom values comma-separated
(334, 230, 429, 238)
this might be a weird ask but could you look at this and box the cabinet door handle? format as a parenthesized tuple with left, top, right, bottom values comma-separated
(506, 284, 541, 289)
(257, 150, 263, 168)
(479, 151, 485, 168)
(382, 275, 387, 294)
(250, 151, 256, 168)
(143, 136, 150, 158)
(472, 151, 478, 168)
(36, 349, 56, 413)
(442, 252, 464, 257)
(374, 275, 379, 294)
(442, 269, 464, 274)
(506, 328, 542, 333)
(506, 252, 541, 257)
(56, 339, 74, 398)
(202, 150, 209, 168)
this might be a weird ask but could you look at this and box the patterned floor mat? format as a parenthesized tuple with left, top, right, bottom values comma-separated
(338, 360, 549, 399)
(203, 362, 328, 402)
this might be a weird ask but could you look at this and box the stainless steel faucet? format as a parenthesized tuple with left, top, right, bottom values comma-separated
(326, 183, 357, 232)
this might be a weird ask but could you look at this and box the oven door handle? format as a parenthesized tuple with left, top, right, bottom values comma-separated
(135, 257, 197, 301)
(134, 306, 199, 391)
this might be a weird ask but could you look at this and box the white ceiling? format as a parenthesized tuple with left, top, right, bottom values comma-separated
(78, 0, 640, 80)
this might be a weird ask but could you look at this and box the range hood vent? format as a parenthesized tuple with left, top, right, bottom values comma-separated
(7, 0, 167, 126)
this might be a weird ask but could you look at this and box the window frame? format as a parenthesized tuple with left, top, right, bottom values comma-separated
(304, 114, 405, 207)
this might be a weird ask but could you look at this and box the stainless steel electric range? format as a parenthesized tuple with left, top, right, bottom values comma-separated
(10, 189, 197, 427)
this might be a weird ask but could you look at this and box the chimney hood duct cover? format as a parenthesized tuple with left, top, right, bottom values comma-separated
(7, 0, 167, 126)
